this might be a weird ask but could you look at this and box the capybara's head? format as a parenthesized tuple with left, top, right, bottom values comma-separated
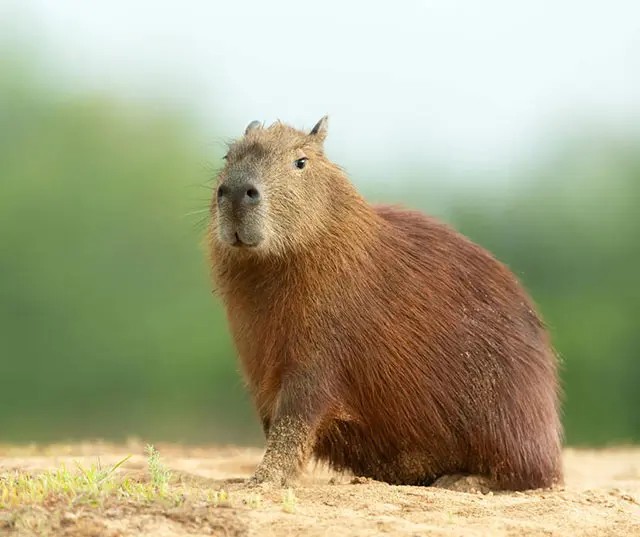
(211, 116, 352, 257)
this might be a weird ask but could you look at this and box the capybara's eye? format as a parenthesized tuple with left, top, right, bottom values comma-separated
(222, 154, 228, 160)
(294, 158, 308, 170)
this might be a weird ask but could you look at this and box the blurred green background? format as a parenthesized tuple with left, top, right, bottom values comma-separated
(1, 7, 638, 447)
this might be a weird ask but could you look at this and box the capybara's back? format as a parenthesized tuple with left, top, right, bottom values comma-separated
(209, 117, 563, 491)
(312, 206, 562, 489)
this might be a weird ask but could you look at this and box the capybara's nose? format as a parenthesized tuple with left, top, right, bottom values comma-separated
(217, 183, 261, 207)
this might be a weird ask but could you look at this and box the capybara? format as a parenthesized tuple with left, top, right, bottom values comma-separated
(208, 116, 563, 491)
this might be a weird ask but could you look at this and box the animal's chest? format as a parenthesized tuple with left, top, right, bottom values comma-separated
(221, 270, 414, 420)
(224, 289, 312, 416)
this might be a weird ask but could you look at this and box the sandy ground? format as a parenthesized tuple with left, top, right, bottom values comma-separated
(0, 442, 639, 536)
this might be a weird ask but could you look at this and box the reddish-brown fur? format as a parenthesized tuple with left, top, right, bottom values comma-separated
(208, 118, 563, 491)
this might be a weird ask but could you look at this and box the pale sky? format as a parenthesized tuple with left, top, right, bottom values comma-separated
(4, 0, 640, 181)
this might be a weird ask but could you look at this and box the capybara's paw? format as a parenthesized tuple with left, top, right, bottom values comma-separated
(244, 478, 274, 492)
(245, 469, 286, 490)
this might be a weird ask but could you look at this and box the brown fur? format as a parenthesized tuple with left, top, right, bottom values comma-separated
(208, 118, 563, 491)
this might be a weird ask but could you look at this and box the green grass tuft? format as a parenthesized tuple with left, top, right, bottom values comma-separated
(0, 455, 134, 509)
(0, 446, 183, 511)
(144, 444, 171, 496)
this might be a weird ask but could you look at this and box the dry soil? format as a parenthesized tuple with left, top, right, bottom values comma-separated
(0, 442, 638, 536)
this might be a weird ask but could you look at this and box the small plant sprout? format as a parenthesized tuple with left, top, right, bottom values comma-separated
(281, 488, 297, 513)
(207, 489, 230, 507)
(145, 444, 171, 496)
(244, 491, 262, 509)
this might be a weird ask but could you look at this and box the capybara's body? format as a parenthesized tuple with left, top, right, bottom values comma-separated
(209, 117, 563, 491)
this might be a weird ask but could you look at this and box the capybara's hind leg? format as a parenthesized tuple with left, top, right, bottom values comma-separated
(482, 442, 562, 491)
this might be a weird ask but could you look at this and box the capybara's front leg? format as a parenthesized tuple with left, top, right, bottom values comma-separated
(248, 415, 314, 486)
(248, 370, 330, 487)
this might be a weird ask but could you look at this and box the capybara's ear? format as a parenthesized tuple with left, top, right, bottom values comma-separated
(244, 120, 262, 135)
(309, 115, 329, 144)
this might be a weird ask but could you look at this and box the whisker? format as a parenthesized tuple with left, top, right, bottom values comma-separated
(182, 208, 210, 218)
(192, 216, 212, 233)
(184, 183, 214, 191)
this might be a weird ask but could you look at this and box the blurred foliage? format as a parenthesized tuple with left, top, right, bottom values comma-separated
(0, 48, 258, 444)
(1, 48, 638, 447)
